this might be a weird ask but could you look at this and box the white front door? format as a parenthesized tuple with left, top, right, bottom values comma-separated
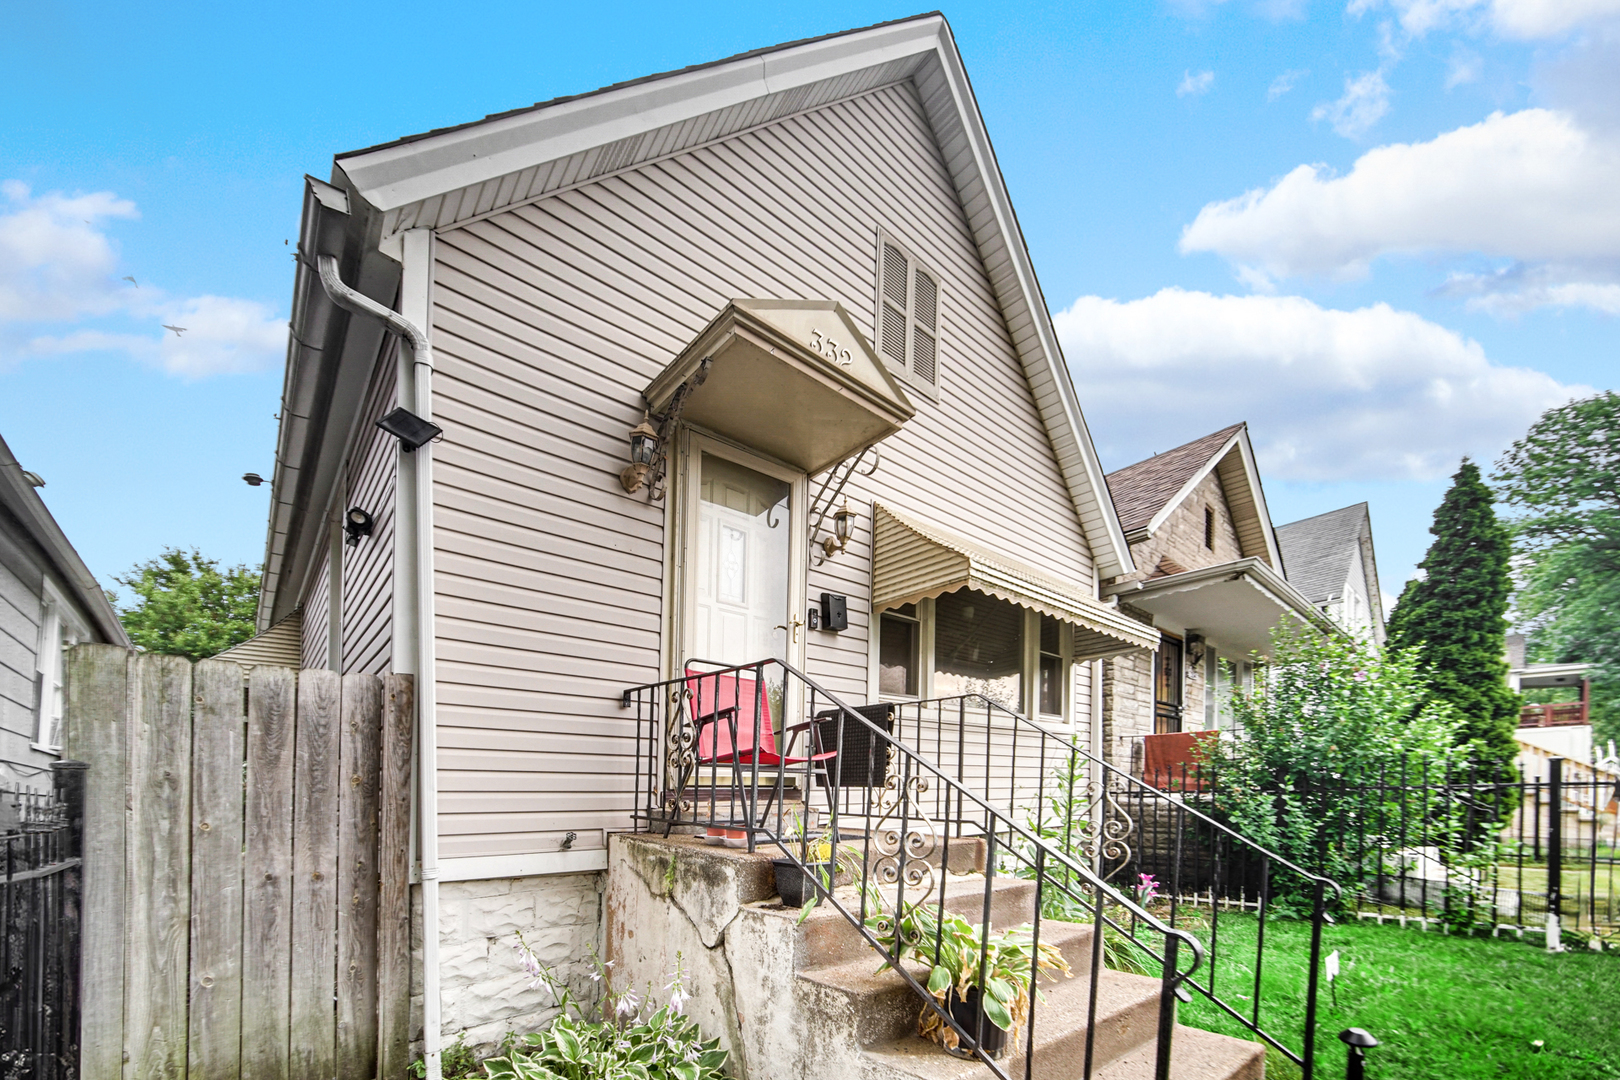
(675, 432, 808, 674)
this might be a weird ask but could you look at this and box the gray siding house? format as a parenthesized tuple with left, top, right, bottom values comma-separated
(249, 14, 1162, 1056)
(1275, 502, 1386, 645)
(0, 432, 128, 790)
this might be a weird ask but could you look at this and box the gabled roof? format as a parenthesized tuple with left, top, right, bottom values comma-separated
(1103, 423, 1281, 569)
(0, 432, 129, 646)
(1275, 502, 1376, 606)
(292, 12, 1133, 584)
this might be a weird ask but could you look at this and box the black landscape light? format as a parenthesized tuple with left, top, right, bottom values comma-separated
(1339, 1028, 1378, 1080)
(377, 406, 443, 451)
(345, 507, 375, 547)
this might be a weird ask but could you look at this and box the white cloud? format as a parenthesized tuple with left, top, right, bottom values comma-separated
(0, 181, 139, 321)
(1180, 109, 1620, 288)
(1178, 70, 1216, 97)
(1268, 69, 1309, 100)
(1055, 288, 1587, 481)
(1445, 46, 1483, 86)
(0, 180, 284, 377)
(1441, 265, 1620, 314)
(1351, 0, 1620, 39)
(1311, 70, 1392, 138)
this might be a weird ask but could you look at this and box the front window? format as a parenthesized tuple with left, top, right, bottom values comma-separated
(879, 605, 919, 696)
(1038, 614, 1063, 717)
(933, 589, 1023, 710)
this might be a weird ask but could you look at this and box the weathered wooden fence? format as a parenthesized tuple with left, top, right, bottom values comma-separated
(63, 645, 414, 1080)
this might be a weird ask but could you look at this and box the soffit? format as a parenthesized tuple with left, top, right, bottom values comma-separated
(871, 504, 1158, 661)
(647, 300, 914, 475)
(330, 13, 1135, 581)
(1104, 558, 1337, 656)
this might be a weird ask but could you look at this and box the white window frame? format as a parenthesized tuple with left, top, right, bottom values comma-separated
(869, 592, 1075, 729)
(873, 228, 944, 401)
(32, 580, 86, 755)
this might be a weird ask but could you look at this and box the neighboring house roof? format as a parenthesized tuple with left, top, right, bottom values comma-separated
(258, 12, 1134, 627)
(1103, 423, 1281, 569)
(1275, 503, 1374, 605)
(0, 433, 128, 646)
(213, 608, 303, 671)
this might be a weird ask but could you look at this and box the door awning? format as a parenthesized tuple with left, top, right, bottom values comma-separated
(1102, 557, 1339, 657)
(871, 504, 1160, 661)
(643, 300, 915, 475)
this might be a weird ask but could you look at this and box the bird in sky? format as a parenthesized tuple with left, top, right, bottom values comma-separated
(162, 325, 187, 337)
(123, 276, 137, 287)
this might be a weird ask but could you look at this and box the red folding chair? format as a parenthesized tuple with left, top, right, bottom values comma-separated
(684, 664, 838, 834)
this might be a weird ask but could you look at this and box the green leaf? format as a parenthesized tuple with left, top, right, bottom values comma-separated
(927, 964, 952, 995)
(982, 994, 1014, 1031)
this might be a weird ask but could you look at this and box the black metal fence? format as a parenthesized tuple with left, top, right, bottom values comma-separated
(0, 763, 84, 1080)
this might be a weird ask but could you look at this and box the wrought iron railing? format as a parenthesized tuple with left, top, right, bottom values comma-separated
(624, 660, 1205, 1080)
(0, 764, 84, 1080)
(887, 694, 1342, 1078)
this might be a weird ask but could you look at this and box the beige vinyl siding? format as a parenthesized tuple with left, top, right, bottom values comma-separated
(341, 345, 398, 675)
(301, 551, 330, 671)
(429, 81, 1092, 860)
(0, 556, 41, 750)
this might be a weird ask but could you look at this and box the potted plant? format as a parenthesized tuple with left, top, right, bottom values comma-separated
(771, 812, 860, 914)
(866, 900, 1071, 1059)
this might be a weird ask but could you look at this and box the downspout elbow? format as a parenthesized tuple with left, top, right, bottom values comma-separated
(316, 253, 433, 376)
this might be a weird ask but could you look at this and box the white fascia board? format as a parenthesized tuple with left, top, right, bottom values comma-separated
(434, 849, 609, 882)
(338, 18, 944, 213)
(1234, 428, 1283, 568)
(927, 23, 1135, 583)
(1143, 432, 1243, 538)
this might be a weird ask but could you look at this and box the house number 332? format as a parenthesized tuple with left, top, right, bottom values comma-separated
(808, 329, 853, 367)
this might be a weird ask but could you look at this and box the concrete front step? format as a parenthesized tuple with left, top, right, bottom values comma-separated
(1095, 1025, 1266, 1080)
(858, 966, 1169, 1080)
(796, 874, 1040, 970)
(797, 920, 1095, 1049)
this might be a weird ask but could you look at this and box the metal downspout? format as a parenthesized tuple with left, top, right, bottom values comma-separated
(316, 251, 444, 1080)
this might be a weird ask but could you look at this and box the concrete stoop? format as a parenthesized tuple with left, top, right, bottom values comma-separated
(605, 834, 1263, 1080)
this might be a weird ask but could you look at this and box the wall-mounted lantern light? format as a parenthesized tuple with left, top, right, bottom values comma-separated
(619, 415, 661, 494)
(345, 507, 375, 547)
(821, 501, 856, 559)
(376, 406, 443, 452)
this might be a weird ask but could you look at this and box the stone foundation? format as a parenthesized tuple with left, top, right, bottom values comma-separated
(410, 871, 605, 1058)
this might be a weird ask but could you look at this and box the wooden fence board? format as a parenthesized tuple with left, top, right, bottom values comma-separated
(242, 666, 297, 1080)
(337, 674, 383, 1080)
(290, 669, 342, 1080)
(63, 644, 130, 1080)
(189, 659, 247, 1080)
(377, 674, 415, 1080)
(125, 653, 194, 1080)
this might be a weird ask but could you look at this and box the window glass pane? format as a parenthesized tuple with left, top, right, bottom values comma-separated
(933, 589, 1022, 709)
(1039, 654, 1062, 716)
(1039, 614, 1060, 656)
(879, 615, 918, 696)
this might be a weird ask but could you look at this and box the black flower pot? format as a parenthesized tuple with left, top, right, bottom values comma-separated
(772, 858, 832, 908)
(947, 986, 1009, 1059)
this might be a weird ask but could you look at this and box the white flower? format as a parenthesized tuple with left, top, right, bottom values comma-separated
(615, 989, 641, 1019)
(668, 986, 691, 1014)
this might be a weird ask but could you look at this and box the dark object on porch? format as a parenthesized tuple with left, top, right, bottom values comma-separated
(819, 593, 848, 632)
(771, 858, 832, 907)
(945, 986, 1008, 1059)
(1143, 730, 1217, 790)
(815, 702, 893, 787)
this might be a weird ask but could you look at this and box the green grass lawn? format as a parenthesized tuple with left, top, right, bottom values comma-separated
(1174, 914, 1620, 1079)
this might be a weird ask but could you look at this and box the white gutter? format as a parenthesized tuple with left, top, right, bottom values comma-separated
(316, 248, 444, 1080)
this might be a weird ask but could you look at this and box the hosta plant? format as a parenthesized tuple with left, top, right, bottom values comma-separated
(481, 937, 728, 1080)
(866, 900, 1071, 1053)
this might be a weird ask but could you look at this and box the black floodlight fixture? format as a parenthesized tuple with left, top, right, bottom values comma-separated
(377, 407, 443, 452)
(345, 507, 375, 547)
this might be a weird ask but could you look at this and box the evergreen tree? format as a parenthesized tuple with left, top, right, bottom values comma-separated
(1387, 459, 1520, 774)
(112, 548, 260, 661)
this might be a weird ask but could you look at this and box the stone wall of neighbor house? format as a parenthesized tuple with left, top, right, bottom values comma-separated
(1115, 472, 1245, 588)
(1103, 648, 1154, 771)
(411, 872, 606, 1058)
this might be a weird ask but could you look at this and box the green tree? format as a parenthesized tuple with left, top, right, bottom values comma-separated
(1494, 390, 1620, 748)
(112, 548, 261, 661)
(1387, 459, 1520, 774)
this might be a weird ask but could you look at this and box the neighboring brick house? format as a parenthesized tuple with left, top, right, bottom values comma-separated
(1099, 423, 1331, 771)
(1275, 502, 1386, 644)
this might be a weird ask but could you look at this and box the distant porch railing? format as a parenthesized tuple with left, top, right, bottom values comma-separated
(1520, 701, 1589, 727)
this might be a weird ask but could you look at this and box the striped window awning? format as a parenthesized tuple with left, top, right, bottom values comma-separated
(871, 504, 1158, 660)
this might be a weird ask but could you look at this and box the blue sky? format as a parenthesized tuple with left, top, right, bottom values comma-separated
(2, 0, 1616, 607)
